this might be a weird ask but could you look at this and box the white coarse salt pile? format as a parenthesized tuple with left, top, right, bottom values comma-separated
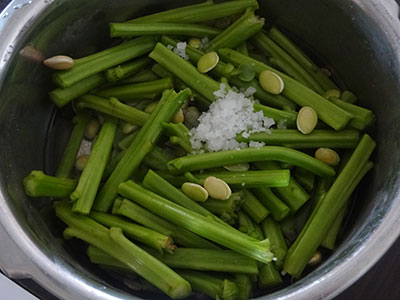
(167, 42, 190, 60)
(190, 84, 275, 152)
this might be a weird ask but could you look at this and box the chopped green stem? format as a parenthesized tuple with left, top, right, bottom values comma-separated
(236, 42, 249, 56)
(55, 204, 191, 299)
(340, 90, 358, 104)
(237, 210, 264, 240)
(202, 192, 245, 225)
(253, 103, 297, 128)
(233, 274, 253, 300)
(77, 94, 149, 126)
(237, 129, 361, 148)
(167, 146, 336, 178)
(194, 170, 291, 188)
(261, 217, 287, 269)
(328, 96, 375, 130)
(258, 263, 283, 289)
(127, 0, 258, 24)
(144, 247, 258, 274)
(111, 22, 221, 38)
(53, 37, 157, 88)
(118, 181, 274, 263)
(119, 69, 159, 84)
(118, 130, 139, 150)
(87, 245, 128, 270)
(179, 270, 238, 300)
(114, 198, 219, 249)
(23, 170, 77, 198)
(149, 43, 220, 102)
(205, 10, 264, 51)
(89, 211, 175, 253)
(280, 216, 298, 244)
(268, 26, 338, 91)
(284, 134, 375, 278)
(294, 168, 315, 192)
(71, 119, 117, 214)
(94, 89, 191, 212)
(254, 161, 310, 213)
(218, 48, 353, 130)
(163, 122, 192, 152)
(55, 112, 91, 178)
(104, 57, 152, 82)
(252, 32, 324, 94)
(252, 188, 290, 221)
(241, 189, 270, 223)
(96, 78, 174, 101)
(143, 146, 175, 171)
(49, 74, 106, 107)
(320, 203, 347, 250)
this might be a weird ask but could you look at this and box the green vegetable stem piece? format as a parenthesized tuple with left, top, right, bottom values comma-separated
(241, 189, 270, 223)
(294, 168, 315, 192)
(167, 146, 336, 178)
(104, 57, 152, 82)
(127, 0, 259, 24)
(55, 112, 91, 178)
(258, 263, 283, 289)
(237, 210, 264, 240)
(53, 36, 157, 88)
(284, 134, 375, 278)
(114, 198, 219, 249)
(96, 78, 174, 101)
(23, 170, 77, 198)
(320, 203, 347, 250)
(94, 89, 191, 212)
(77, 95, 149, 126)
(110, 22, 221, 38)
(55, 204, 191, 299)
(202, 192, 245, 225)
(119, 69, 159, 84)
(261, 217, 288, 269)
(89, 211, 175, 253)
(71, 118, 117, 214)
(162, 122, 192, 152)
(49, 73, 106, 107)
(118, 181, 274, 264)
(252, 188, 290, 221)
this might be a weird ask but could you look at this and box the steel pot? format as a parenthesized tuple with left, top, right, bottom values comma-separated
(0, 0, 400, 299)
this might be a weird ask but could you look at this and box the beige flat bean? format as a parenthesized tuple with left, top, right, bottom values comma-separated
(308, 251, 322, 266)
(223, 163, 250, 172)
(188, 38, 202, 49)
(85, 119, 101, 139)
(122, 123, 138, 134)
(145, 102, 159, 114)
(197, 52, 219, 73)
(259, 70, 284, 95)
(181, 182, 208, 202)
(75, 154, 89, 172)
(203, 176, 231, 200)
(315, 148, 340, 166)
(297, 106, 318, 134)
(173, 108, 184, 123)
(324, 89, 341, 99)
(43, 55, 74, 70)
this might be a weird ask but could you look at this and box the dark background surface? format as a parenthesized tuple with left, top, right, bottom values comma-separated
(1, 0, 400, 299)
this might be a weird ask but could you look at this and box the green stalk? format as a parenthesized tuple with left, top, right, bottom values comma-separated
(167, 146, 336, 178)
(284, 134, 375, 278)
(55, 204, 191, 299)
(96, 78, 174, 101)
(162, 122, 192, 152)
(53, 37, 157, 88)
(194, 170, 291, 188)
(268, 26, 338, 91)
(241, 189, 270, 223)
(87, 245, 128, 270)
(254, 161, 310, 213)
(202, 192, 245, 225)
(114, 198, 219, 249)
(328, 96, 376, 130)
(142, 146, 175, 171)
(253, 103, 297, 128)
(237, 210, 264, 240)
(89, 211, 175, 253)
(118, 181, 274, 264)
(233, 274, 252, 300)
(119, 69, 159, 84)
(179, 270, 239, 300)
(110, 22, 221, 38)
(70, 119, 117, 214)
(218, 48, 353, 130)
(77, 95, 149, 126)
(251, 32, 324, 94)
(94, 89, 191, 212)
(261, 217, 287, 269)
(23, 170, 77, 198)
(144, 247, 258, 274)
(149, 43, 220, 102)
(49, 73, 106, 107)
(236, 42, 249, 56)
(55, 112, 91, 178)
(341, 90, 358, 104)
(258, 263, 283, 289)
(118, 130, 139, 150)
(320, 204, 347, 250)
(104, 57, 152, 82)
(127, 0, 258, 24)
(294, 168, 315, 192)
(252, 188, 290, 221)
(237, 129, 361, 149)
(205, 10, 264, 51)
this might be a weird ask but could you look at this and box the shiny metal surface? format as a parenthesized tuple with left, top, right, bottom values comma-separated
(0, 0, 399, 299)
